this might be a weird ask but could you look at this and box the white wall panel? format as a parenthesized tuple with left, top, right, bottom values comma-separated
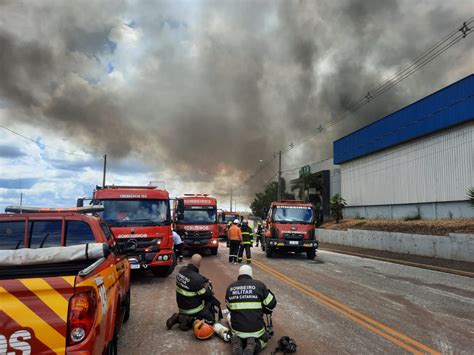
(341, 122, 474, 206)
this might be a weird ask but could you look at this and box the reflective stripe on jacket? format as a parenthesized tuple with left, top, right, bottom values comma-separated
(225, 275, 277, 338)
(240, 225, 253, 245)
(176, 264, 211, 315)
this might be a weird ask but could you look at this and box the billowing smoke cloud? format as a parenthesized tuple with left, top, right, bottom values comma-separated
(0, 0, 472, 205)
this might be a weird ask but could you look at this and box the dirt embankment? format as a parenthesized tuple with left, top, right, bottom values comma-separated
(320, 219, 474, 236)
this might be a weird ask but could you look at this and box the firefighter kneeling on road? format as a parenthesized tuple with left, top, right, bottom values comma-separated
(226, 265, 277, 355)
(166, 254, 220, 335)
(238, 219, 253, 264)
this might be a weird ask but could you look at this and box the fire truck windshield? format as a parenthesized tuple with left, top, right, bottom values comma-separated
(98, 199, 171, 226)
(178, 207, 217, 224)
(222, 214, 239, 222)
(272, 206, 314, 223)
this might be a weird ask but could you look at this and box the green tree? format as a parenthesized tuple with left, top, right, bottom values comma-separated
(290, 172, 324, 201)
(330, 194, 347, 223)
(468, 188, 474, 208)
(250, 178, 289, 218)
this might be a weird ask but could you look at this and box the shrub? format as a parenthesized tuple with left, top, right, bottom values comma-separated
(468, 188, 474, 208)
(330, 194, 347, 224)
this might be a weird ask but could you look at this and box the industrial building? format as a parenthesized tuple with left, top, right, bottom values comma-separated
(333, 74, 474, 219)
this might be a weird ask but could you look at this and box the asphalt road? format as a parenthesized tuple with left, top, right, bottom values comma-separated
(118, 243, 474, 354)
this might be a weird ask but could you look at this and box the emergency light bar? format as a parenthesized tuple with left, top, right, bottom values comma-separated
(96, 185, 158, 190)
(280, 200, 305, 204)
(5, 205, 105, 214)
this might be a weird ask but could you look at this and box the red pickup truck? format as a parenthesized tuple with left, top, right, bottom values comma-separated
(0, 206, 131, 354)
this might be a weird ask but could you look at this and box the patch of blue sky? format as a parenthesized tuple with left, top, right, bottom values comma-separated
(126, 19, 137, 29)
(34, 137, 45, 151)
(107, 62, 115, 74)
(104, 38, 118, 53)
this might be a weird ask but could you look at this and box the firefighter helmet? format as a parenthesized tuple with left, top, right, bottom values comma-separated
(233, 219, 240, 224)
(193, 319, 215, 340)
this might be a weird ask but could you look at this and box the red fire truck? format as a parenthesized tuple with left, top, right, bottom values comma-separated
(217, 211, 241, 239)
(79, 185, 175, 277)
(174, 194, 219, 255)
(263, 200, 318, 259)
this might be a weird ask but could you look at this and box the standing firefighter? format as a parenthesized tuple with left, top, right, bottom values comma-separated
(226, 265, 277, 355)
(228, 219, 242, 264)
(173, 229, 184, 262)
(238, 219, 253, 264)
(166, 254, 218, 331)
(255, 222, 264, 247)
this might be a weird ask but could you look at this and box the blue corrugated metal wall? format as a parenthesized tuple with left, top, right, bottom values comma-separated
(333, 74, 474, 164)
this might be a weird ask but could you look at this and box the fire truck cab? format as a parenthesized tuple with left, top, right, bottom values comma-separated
(174, 194, 219, 255)
(82, 185, 175, 277)
(263, 200, 318, 259)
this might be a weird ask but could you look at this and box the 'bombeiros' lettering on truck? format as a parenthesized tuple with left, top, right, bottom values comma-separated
(174, 194, 219, 255)
(84, 185, 176, 277)
(263, 200, 319, 259)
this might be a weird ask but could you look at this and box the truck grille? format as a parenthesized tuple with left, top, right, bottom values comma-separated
(180, 230, 212, 238)
(117, 238, 160, 254)
(283, 233, 304, 241)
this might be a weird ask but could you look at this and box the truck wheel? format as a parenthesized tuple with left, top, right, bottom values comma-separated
(210, 247, 218, 256)
(151, 257, 176, 277)
(306, 249, 316, 260)
(265, 247, 273, 258)
(151, 266, 171, 277)
(123, 290, 131, 323)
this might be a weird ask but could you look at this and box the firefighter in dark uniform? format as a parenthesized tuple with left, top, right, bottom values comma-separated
(255, 222, 264, 247)
(225, 265, 277, 355)
(166, 254, 216, 330)
(238, 219, 253, 264)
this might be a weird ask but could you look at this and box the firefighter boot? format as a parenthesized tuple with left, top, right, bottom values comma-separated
(178, 314, 192, 331)
(243, 337, 256, 355)
(231, 334, 243, 355)
(166, 313, 180, 329)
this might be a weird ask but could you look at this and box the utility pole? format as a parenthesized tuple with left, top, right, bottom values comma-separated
(102, 154, 107, 187)
(19, 178, 23, 213)
(277, 150, 282, 202)
(230, 188, 233, 212)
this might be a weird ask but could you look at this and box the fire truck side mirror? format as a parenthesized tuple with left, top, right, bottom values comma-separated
(77, 198, 84, 207)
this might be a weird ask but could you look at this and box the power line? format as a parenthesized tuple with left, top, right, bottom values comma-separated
(243, 18, 473, 190)
(0, 125, 99, 158)
(284, 18, 473, 155)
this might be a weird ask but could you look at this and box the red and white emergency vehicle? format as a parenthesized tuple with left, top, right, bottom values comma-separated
(217, 211, 241, 239)
(79, 185, 175, 277)
(263, 200, 318, 259)
(173, 194, 219, 255)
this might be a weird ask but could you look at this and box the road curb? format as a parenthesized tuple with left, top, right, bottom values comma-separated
(319, 248, 474, 278)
